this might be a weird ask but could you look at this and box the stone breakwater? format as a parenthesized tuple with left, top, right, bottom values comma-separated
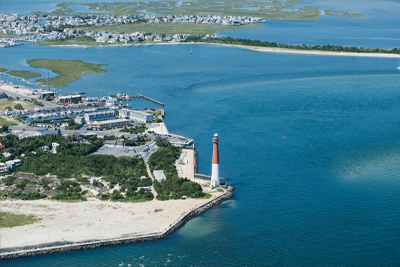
(0, 186, 234, 260)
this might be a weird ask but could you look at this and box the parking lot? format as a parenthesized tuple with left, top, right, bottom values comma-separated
(92, 141, 158, 163)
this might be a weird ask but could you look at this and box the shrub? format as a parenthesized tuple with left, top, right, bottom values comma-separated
(15, 180, 29, 190)
(100, 194, 109, 201)
(76, 177, 89, 183)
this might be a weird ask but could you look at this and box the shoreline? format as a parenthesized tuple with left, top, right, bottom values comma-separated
(0, 187, 234, 260)
(43, 42, 400, 58)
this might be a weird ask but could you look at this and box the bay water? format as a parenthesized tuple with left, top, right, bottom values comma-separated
(1, 0, 400, 266)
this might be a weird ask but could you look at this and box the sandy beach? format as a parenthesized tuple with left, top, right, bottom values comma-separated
(188, 42, 400, 58)
(0, 84, 35, 98)
(0, 193, 222, 251)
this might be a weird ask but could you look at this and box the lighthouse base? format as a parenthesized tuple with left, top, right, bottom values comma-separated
(210, 164, 220, 188)
(211, 180, 220, 188)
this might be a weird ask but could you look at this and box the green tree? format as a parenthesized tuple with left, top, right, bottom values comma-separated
(14, 103, 23, 110)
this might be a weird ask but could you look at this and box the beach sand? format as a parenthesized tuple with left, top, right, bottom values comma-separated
(0, 84, 35, 97)
(159, 42, 400, 58)
(1, 193, 221, 250)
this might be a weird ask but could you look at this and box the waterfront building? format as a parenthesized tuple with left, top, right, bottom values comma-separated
(90, 118, 130, 130)
(38, 91, 55, 99)
(130, 110, 154, 123)
(119, 108, 131, 119)
(210, 133, 220, 187)
(119, 108, 155, 123)
(55, 94, 82, 104)
(84, 110, 116, 122)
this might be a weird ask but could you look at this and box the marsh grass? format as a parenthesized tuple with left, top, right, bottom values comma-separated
(27, 59, 108, 87)
(7, 70, 41, 79)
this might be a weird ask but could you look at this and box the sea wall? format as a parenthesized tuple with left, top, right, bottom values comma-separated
(0, 186, 234, 260)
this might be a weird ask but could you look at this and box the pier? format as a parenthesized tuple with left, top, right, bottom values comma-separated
(133, 93, 165, 106)
(194, 173, 228, 180)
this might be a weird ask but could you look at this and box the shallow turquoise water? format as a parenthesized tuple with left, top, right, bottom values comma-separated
(1, 1, 400, 266)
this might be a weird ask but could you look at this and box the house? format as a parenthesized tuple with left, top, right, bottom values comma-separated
(104, 140, 116, 147)
(2, 152, 14, 158)
(0, 92, 8, 98)
(0, 163, 9, 175)
(137, 186, 152, 191)
(51, 142, 60, 153)
(5, 159, 21, 171)
(153, 170, 166, 182)
(73, 132, 82, 140)
(140, 176, 147, 180)
(0, 143, 5, 150)
(115, 141, 124, 147)
(42, 146, 50, 152)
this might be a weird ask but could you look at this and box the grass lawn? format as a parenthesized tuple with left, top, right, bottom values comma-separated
(202, 193, 212, 199)
(27, 59, 108, 87)
(0, 68, 9, 72)
(0, 117, 19, 126)
(0, 100, 35, 113)
(0, 212, 39, 228)
(7, 70, 41, 79)
(145, 109, 162, 118)
(0, 117, 21, 126)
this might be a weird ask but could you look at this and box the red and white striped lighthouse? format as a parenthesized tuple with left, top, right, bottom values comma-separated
(211, 133, 220, 187)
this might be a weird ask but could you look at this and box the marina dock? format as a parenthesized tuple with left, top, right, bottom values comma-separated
(134, 93, 165, 106)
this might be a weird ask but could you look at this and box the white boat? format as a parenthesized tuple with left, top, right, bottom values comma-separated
(397, 60, 400, 70)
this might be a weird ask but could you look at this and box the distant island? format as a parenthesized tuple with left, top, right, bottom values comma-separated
(33, 0, 362, 20)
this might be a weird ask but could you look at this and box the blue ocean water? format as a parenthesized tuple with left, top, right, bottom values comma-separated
(1, 1, 400, 266)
